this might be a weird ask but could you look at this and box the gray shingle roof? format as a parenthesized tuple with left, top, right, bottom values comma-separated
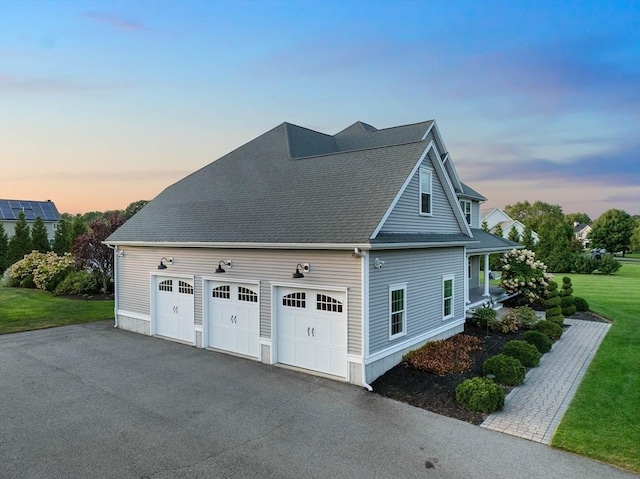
(108, 122, 435, 244)
(466, 229, 522, 253)
(459, 183, 487, 201)
(334, 120, 433, 152)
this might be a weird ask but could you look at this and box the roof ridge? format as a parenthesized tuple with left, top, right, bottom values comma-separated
(291, 138, 427, 160)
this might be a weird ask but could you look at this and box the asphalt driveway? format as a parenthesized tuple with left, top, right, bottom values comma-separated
(0, 321, 635, 479)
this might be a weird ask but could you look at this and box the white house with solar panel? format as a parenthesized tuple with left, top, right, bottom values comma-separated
(106, 120, 521, 388)
(0, 199, 61, 243)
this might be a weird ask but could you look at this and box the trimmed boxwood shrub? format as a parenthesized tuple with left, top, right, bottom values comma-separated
(535, 320, 563, 341)
(482, 354, 525, 386)
(53, 270, 99, 296)
(455, 377, 505, 413)
(560, 277, 577, 317)
(545, 280, 564, 325)
(472, 307, 497, 329)
(523, 330, 552, 354)
(502, 340, 541, 367)
(574, 296, 589, 312)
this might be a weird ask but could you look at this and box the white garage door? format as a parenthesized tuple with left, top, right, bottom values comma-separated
(207, 282, 260, 359)
(155, 277, 194, 343)
(277, 287, 347, 378)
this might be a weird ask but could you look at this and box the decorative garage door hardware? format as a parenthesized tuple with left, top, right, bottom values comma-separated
(307, 327, 315, 337)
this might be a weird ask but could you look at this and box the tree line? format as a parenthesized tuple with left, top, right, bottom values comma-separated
(0, 200, 148, 288)
(484, 201, 639, 273)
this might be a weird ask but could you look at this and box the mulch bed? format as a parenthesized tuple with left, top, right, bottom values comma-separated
(371, 311, 607, 425)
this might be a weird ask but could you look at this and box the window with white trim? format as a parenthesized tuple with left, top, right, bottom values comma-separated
(460, 200, 472, 225)
(389, 284, 407, 339)
(419, 168, 432, 215)
(443, 275, 454, 320)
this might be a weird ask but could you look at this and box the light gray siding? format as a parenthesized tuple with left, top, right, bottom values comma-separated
(471, 201, 481, 229)
(380, 155, 461, 234)
(367, 247, 466, 355)
(116, 247, 362, 354)
(468, 255, 480, 289)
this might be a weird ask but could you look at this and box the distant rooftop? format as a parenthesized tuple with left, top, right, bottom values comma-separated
(0, 199, 61, 221)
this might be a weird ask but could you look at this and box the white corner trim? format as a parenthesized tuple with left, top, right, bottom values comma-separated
(194, 325, 203, 332)
(347, 354, 362, 364)
(365, 318, 465, 365)
(259, 338, 272, 347)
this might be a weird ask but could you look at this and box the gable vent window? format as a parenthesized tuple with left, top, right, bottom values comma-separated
(283, 292, 306, 308)
(238, 286, 258, 302)
(420, 168, 432, 215)
(159, 280, 172, 292)
(212, 285, 230, 299)
(178, 281, 194, 295)
(316, 294, 343, 313)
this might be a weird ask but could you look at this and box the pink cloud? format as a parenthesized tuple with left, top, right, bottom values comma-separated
(83, 12, 149, 32)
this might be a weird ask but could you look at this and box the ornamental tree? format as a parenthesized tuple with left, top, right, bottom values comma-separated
(499, 249, 552, 305)
(589, 209, 634, 256)
(72, 214, 125, 293)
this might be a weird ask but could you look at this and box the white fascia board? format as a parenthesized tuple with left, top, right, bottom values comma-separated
(467, 245, 524, 254)
(103, 241, 372, 250)
(370, 240, 478, 249)
(427, 145, 473, 237)
(369, 142, 433, 239)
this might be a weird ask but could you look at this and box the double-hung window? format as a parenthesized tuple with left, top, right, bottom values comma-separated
(442, 275, 454, 320)
(460, 200, 472, 225)
(389, 284, 407, 339)
(419, 168, 432, 215)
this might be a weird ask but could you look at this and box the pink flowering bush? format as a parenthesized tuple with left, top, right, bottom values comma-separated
(499, 249, 552, 304)
(5, 251, 74, 291)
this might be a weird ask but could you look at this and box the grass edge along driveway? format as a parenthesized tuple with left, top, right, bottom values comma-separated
(0, 287, 114, 334)
(551, 263, 640, 474)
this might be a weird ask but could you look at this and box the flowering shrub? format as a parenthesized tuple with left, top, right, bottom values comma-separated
(499, 249, 552, 304)
(6, 251, 74, 292)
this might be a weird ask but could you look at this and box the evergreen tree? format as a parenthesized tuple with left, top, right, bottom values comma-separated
(52, 217, 72, 255)
(507, 227, 521, 243)
(0, 223, 9, 272)
(521, 226, 536, 250)
(493, 224, 503, 238)
(7, 212, 32, 265)
(31, 217, 50, 253)
(70, 215, 88, 248)
(536, 222, 575, 272)
(481, 219, 489, 232)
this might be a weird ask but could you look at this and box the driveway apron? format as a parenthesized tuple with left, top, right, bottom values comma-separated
(0, 321, 633, 479)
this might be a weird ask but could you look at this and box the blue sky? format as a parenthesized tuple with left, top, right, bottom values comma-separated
(1, 0, 638, 219)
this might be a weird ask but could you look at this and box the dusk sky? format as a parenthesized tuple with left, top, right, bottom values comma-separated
(1, 0, 639, 219)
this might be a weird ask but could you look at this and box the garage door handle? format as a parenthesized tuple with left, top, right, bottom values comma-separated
(312, 328, 315, 337)
(307, 327, 310, 336)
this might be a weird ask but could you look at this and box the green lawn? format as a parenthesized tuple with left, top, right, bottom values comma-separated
(551, 263, 640, 473)
(0, 287, 114, 334)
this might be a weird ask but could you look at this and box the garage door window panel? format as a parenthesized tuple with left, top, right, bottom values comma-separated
(238, 286, 258, 302)
(283, 292, 306, 308)
(316, 294, 343, 313)
(212, 285, 230, 299)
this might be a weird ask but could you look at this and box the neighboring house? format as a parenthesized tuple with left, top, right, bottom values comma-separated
(481, 207, 539, 244)
(106, 120, 519, 387)
(0, 199, 61, 243)
(573, 222, 592, 249)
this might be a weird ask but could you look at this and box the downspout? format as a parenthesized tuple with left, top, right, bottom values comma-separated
(360, 250, 373, 391)
(105, 243, 118, 328)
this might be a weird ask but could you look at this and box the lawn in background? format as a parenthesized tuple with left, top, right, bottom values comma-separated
(0, 287, 114, 334)
(551, 263, 640, 473)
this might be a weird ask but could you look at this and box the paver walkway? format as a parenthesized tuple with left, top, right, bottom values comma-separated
(481, 318, 610, 444)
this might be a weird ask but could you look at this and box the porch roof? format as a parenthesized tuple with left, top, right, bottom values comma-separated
(467, 229, 522, 254)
